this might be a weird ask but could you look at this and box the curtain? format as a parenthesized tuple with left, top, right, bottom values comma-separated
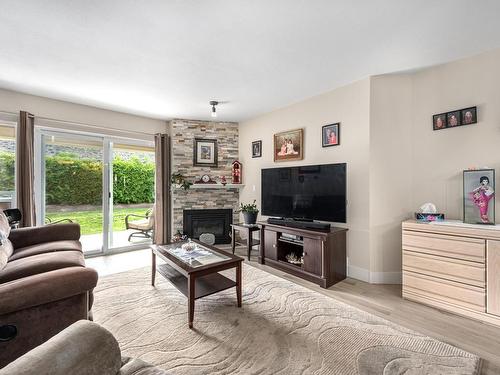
(154, 133, 171, 244)
(16, 111, 36, 227)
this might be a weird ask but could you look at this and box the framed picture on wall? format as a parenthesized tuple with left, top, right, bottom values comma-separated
(463, 169, 495, 225)
(447, 111, 461, 127)
(193, 138, 218, 167)
(273, 128, 303, 162)
(432, 113, 447, 130)
(461, 107, 477, 125)
(252, 140, 262, 158)
(322, 123, 340, 147)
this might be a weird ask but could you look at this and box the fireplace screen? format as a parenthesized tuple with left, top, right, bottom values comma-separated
(183, 209, 233, 244)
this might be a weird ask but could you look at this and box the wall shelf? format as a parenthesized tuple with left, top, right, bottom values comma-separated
(176, 184, 244, 190)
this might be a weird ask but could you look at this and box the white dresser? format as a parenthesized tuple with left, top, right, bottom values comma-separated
(402, 220, 500, 327)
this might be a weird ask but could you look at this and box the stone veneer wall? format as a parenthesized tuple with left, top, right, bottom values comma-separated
(170, 119, 239, 235)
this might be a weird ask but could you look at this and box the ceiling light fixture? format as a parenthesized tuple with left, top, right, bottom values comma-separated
(210, 100, 219, 118)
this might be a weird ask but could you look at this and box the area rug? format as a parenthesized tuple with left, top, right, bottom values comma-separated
(93, 264, 481, 375)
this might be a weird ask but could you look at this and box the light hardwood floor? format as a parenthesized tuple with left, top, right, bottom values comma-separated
(87, 246, 500, 374)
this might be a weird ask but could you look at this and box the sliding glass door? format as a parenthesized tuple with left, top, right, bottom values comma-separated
(36, 129, 155, 255)
(0, 122, 17, 210)
(39, 132, 105, 253)
(108, 141, 156, 250)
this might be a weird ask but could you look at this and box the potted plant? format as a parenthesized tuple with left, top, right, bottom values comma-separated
(238, 200, 259, 224)
(171, 173, 192, 190)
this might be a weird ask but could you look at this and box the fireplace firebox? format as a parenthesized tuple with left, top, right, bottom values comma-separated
(183, 209, 233, 244)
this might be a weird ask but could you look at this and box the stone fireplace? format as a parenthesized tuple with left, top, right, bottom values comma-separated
(170, 119, 239, 239)
(183, 209, 233, 244)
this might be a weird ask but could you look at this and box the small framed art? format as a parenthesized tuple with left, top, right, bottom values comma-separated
(433, 113, 447, 130)
(193, 138, 218, 167)
(447, 111, 461, 127)
(322, 123, 340, 147)
(273, 128, 303, 162)
(461, 107, 477, 125)
(252, 140, 262, 158)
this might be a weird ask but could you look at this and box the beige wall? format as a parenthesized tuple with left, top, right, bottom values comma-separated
(240, 48, 500, 283)
(239, 78, 372, 275)
(0, 88, 167, 137)
(369, 74, 413, 282)
(411, 48, 500, 221)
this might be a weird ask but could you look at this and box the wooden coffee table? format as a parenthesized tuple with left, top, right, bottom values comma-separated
(150, 240, 243, 329)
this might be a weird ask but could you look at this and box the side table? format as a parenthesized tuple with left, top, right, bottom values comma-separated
(231, 223, 260, 261)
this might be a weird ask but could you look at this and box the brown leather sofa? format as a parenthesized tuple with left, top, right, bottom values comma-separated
(0, 222, 98, 368)
(0, 320, 168, 375)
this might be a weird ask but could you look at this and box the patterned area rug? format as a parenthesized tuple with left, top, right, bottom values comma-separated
(93, 264, 481, 374)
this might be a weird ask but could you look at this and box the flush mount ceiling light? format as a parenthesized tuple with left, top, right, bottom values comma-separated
(209, 100, 219, 118)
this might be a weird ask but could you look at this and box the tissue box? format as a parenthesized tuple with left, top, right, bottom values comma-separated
(415, 213, 445, 222)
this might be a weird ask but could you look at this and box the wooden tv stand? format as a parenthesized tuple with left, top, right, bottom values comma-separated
(258, 222, 347, 288)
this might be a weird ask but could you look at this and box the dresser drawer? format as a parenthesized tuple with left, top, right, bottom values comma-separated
(403, 271, 485, 312)
(403, 231, 485, 263)
(403, 251, 485, 288)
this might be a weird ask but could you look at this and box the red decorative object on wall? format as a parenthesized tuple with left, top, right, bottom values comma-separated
(232, 160, 242, 184)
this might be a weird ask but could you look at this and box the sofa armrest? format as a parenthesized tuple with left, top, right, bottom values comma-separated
(8, 224, 81, 250)
(0, 267, 98, 316)
(0, 320, 121, 375)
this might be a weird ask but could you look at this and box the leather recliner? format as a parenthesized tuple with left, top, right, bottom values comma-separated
(0, 222, 98, 368)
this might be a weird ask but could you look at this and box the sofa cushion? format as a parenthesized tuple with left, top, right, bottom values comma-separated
(9, 240, 82, 261)
(0, 250, 85, 284)
(0, 320, 121, 375)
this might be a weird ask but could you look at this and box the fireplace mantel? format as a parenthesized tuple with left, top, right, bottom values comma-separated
(188, 184, 244, 189)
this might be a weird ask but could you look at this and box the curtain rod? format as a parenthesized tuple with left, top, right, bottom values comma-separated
(36, 116, 157, 137)
(1, 110, 160, 137)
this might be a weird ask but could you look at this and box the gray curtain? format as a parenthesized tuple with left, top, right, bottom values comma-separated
(154, 133, 171, 244)
(16, 111, 36, 227)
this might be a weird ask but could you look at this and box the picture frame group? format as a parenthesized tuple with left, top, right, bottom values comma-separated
(433, 106, 477, 131)
(251, 121, 341, 163)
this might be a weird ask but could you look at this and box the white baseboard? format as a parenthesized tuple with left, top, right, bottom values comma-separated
(347, 265, 370, 283)
(369, 271, 402, 284)
(347, 265, 401, 284)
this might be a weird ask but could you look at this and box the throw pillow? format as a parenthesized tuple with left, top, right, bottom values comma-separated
(0, 211, 10, 244)
(0, 212, 12, 270)
(0, 239, 13, 270)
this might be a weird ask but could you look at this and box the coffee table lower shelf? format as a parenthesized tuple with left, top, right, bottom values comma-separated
(157, 263, 237, 300)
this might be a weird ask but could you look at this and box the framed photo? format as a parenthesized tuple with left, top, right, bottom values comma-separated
(433, 113, 447, 130)
(461, 107, 477, 125)
(273, 128, 303, 162)
(193, 138, 218, 167)
(322, 123, 340, 147)
(252, 140, 262, 158)
(463, 169, 495, 225)
(447, 111, 461, 127)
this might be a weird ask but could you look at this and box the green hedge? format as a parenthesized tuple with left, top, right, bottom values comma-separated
(0, 152, 155, 205)
(0, 152, 15, 191)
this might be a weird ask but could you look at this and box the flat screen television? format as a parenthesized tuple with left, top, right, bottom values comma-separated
(261, 163, 346, 223)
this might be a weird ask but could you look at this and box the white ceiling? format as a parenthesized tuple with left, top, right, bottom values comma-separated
(1, 0, 500, 122)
